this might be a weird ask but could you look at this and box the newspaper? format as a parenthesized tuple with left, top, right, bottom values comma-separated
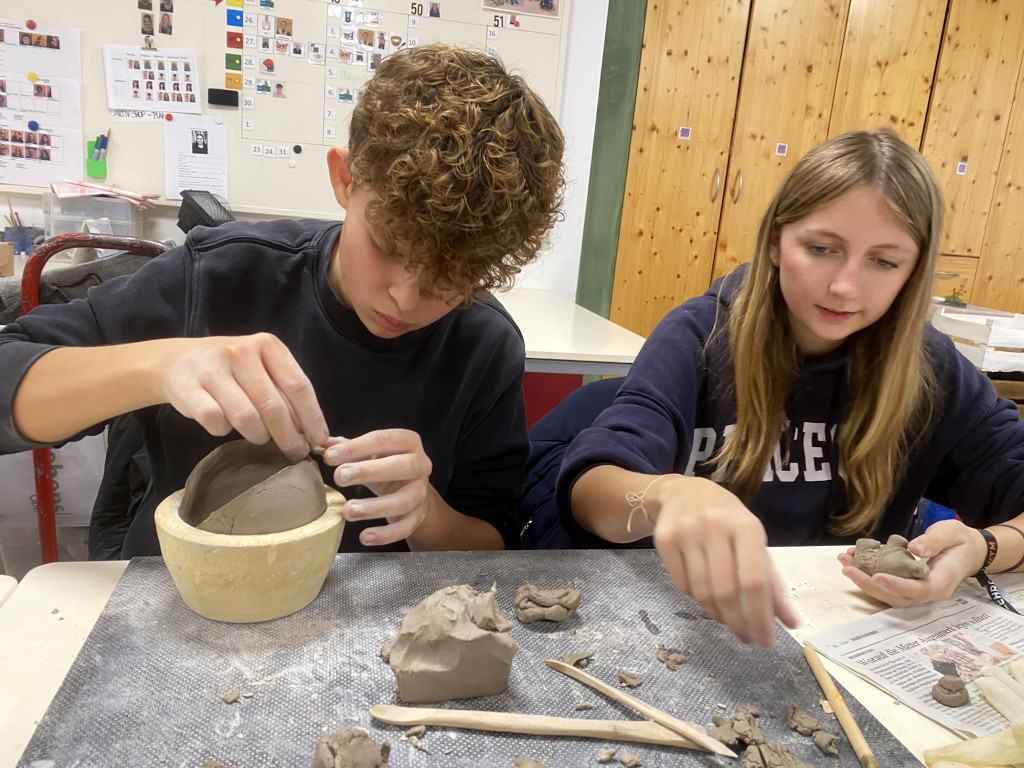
(806, 576, 1024, 738)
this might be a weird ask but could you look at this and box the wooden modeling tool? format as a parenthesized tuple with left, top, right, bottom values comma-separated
(802, 643, 881, 768)
(370, 704, 699, 748)
(545, 659, 738, 758)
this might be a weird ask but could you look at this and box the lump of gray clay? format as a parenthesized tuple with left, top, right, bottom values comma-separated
(812, 729, 839, 755)
(785, 705, 822, 736)
(741, 742, 813, 768)
(181, 439, 326, 535)
(511, 760, 549, 768)
(310, 728, 389, 768)
(932, 674, 970, 707)
(514, 584, 581, 623)
(852, 534, 929, 579)
(386, 584, 517, 703)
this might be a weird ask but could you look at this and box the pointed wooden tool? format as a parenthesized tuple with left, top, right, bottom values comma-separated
(545, 659, 738, 759)
(369, 704, 700, 749)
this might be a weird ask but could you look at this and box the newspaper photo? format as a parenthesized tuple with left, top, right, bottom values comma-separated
(806, 576, 1024, 738)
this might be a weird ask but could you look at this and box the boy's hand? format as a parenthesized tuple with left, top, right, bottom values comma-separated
(837, 519, 988, 607)
(321, 429, 435, 547)
(650, 476, 800, 647)
(157, 333, 328, 460)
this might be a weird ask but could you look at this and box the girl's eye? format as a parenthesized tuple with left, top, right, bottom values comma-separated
(806, 244, 830, 255)
(875, 258, 899, 270)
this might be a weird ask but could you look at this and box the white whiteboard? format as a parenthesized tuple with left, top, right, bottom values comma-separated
(0, 0, 569, 218)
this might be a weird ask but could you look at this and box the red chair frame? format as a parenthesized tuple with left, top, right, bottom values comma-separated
(20, 233, 169, 563)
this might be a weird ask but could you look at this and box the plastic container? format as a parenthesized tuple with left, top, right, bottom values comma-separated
(42, 193, 144, 262)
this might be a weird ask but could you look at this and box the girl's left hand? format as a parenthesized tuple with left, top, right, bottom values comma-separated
(837, 520, 987, 607)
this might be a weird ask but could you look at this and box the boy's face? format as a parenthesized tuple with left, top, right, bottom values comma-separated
(330, 185, 463, 339)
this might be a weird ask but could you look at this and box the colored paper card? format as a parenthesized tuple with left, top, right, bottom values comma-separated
(225, 53, 242, 70)
(226, 0, 243, 6)
(227, 9, 244, 26)
(225, 72, 242, 90)
(226, 31, 244, 49)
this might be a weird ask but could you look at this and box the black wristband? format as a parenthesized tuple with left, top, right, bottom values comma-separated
(974, 528, 998, 577)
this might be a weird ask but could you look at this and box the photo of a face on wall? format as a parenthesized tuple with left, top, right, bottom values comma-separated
(191, 129, 208, 155)
(480, 0, 559, 17)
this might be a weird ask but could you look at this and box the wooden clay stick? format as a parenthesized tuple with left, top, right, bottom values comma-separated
(802, 644, 881, 768)
(370, 705, 700, 749)
(544, 659, 738, 758)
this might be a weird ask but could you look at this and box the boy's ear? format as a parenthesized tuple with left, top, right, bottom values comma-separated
(326, 146, 353, 209)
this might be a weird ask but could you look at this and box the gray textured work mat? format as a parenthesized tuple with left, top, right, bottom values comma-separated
(20, 550, 918, 767)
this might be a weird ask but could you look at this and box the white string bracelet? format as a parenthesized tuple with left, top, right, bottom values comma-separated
(625, 474, 671, 533)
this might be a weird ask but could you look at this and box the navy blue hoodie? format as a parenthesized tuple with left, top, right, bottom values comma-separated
(557, 267, 1024, 547)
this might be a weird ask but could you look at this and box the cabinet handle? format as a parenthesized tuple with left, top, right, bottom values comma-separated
(710, 168, 720, 203)
(935, 271, 959, 279)
(733, 169, 743, 204)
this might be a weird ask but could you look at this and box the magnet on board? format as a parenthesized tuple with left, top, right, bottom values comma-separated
(288, 160, 296, 169)
(28, 120, 40, 131)
(293, 145, 302, 154)
(26, 20, 37, 30)
(165, 113, 174, 121)
(27, 72, 38, 83)
(215, 117, 224, 125)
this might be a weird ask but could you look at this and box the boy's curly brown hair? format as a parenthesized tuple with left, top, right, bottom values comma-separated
(347, 43, 565, 301)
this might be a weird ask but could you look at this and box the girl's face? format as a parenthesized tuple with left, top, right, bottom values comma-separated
(769, 185, 919, 357)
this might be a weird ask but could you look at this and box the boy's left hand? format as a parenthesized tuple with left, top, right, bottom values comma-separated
(320, 429, 435, 546)
(837, 519, 987, 607)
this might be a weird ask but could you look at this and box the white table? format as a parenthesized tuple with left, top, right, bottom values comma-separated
(497, 288, 646, 375)
(0, 547, 973, 768)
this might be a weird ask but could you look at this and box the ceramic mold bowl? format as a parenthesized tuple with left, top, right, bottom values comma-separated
(155, 439, 345, 623)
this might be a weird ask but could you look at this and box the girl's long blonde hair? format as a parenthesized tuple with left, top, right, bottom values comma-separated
(716, 129, 944, 536)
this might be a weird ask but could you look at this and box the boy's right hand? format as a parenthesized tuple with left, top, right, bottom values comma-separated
(157, 333, 328, 460)
(648, 476, 800, 647)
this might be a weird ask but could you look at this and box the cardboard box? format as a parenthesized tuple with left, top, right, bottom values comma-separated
(0, 241, 13, 277)
(930, 302, 1024, 373)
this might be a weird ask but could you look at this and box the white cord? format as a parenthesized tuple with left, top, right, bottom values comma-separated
(625, 474, 670, 533)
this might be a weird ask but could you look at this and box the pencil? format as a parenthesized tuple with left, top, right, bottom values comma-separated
(803, 643, 881, 768)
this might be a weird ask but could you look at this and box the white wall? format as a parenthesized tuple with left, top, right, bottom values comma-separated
(6, 3, 606, 294)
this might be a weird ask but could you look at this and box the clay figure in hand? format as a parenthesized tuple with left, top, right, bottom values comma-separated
(310, 728, 389, 768)
(514, 584, 581, 623)
(852, 534, 929, 579)
(383, 584, 517, 703)
(180, 439, 325, 535)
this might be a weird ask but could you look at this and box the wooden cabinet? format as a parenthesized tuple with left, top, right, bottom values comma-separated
(920, 0, 1024, 258)
(933, 255, 979, 302)
(611, 0, 947, 337)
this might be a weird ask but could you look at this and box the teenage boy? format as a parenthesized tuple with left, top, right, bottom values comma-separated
(0, 44, 565, 557)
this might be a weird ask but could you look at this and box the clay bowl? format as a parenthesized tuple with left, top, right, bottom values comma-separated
(155, 485, 346, 624)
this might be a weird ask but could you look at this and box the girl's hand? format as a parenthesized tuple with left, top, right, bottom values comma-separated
(837, 519, 988, 606)
(650, 476, 800, 647)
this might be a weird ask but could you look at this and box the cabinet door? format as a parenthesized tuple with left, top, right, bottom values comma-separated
(827, 0, 946, 145)
(920, 0, 1024, 256)
(610, 0, 750, 337)
(972, 63, 1024, 313)
(711, 0, 851, 282)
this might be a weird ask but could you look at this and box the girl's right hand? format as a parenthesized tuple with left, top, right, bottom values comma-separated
(648, 476, 800, 647)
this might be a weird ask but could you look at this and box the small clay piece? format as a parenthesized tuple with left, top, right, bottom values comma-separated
(386, 584, 517, 703)
(402, 725, 426, 739)
(574, 702, 595, 711)
(618, 670, 642, 688)
(562, 651, 594, 668)
(514, 584, 582, 623)
(711, 706, 765, 747)
(655, 643, 687, 670)
(619, 754, 643, 767)
(406, 735, 430, 753)
(379, 641, 393, 663)
(741, 743, 813, 768)
(511, 760, 548, 768)
(596, 747, 616, 763)
(241, 692, 254, 699)
(311, 728, 390, 768)
(785, 705, 822, 736)
(201, 761, 237, 768)
(221, 690, 240, 705)
(852, 534, 929, 579)
(812, 730, 838, 755)
(181, 439, 326, 535)
(932, 674, 970, 707)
